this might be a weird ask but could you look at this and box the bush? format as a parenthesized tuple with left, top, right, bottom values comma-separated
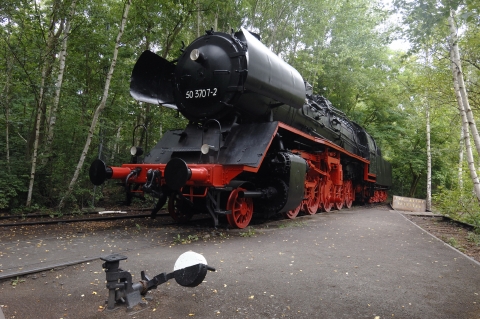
(433, 186, 480, 227)
(0, 171, 26, 210)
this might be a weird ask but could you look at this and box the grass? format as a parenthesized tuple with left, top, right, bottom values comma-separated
(239, 227, 256, 237)
(10, 277, 25, 286)
(172, 234, 199, 245)
(466, 232, 480, 245)
(447, 237, 459, 248)
(445, 237, 466, 252)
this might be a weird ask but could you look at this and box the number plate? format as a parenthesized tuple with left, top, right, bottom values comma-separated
(185, 88, 218, 99)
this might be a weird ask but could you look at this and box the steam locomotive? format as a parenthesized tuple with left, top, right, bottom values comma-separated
(89, 28, 392, 228)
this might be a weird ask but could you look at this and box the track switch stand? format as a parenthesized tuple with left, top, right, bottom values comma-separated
(101, 252, 215, 311)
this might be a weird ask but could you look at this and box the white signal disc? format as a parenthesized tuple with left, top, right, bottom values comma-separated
(174, 251, 207, 271)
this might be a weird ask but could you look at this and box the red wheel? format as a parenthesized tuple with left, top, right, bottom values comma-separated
(365, 186, 376, 203)
(322, 180, 334, 212)
(284, 204, 301, 219)
(303, 178, 320, 215)
(226, 188, 253, 229)
(381, 191, 387, 202)
(334, 185, 344, 210)
(168, 193, 193, 223)
(344, 180, 354, 209)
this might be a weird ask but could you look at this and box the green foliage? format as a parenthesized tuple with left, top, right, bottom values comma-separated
(0, 0, 402, 210)
(0, 161, 27, 210)
(239, 227, 256, 237)
(433, 186, 480, 227)
(10, 276, 25, 286)
(466, 232, 480, 245)
(1, 0, 476, 217)
(172, 233, 199, 245)
(392, 0, 456, 53)
(446, 237, 459, 248)
(0, 178, 17, 209)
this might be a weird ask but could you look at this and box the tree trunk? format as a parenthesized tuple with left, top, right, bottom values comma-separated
(408, 173, 421, 197)
(448, 10, 480, 159)
(138, 104, 152, 150)
(26, 0, 64, 207)
(110, 124, 122, 162)
(58, 0, 132, 209)
(3, 53, 12, 172)
(426, 101, 432, 211)
(197, 0, 201, 37)
(458, 104, 480, 201)
(159, 105, 163, 139)
(162, 1, 196, 59)
(448, 15, 480, 201)
(162, 18, 187, 59)
(459, 127, 464, 190)
(44, 0, 77, 165)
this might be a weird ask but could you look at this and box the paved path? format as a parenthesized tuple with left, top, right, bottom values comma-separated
(1, 207, 479, 319)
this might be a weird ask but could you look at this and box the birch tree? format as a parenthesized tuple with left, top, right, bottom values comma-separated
(449, 15, 480, 201)
(58, 0, 132, 209)
(426, 100, 432, 211)
(448, 9, 480, 160)
(393, 0, 480, 201)
(26, 0, 64, 207)
(2, 51, 12, 172)
(458, 127, 464, 190)
(43, 0, 78, 166)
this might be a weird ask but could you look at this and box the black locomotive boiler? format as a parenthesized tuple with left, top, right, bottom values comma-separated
(89, 28, 392, 228)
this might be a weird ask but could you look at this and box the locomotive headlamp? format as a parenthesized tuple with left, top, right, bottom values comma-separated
(190, 49, 204, 62)
(130, 146, 144, 156)
(201, 144, 214, 155)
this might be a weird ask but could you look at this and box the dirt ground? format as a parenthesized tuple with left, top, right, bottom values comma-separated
(406, 215, 480, 263)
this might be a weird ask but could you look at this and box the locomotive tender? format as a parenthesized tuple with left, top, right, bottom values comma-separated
(89, 28, 392, 228)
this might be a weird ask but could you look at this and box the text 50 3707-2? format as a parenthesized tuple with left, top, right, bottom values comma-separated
(185, 88, 218, 99)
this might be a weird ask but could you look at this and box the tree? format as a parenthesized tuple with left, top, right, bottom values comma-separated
(426, 98, 432, 211)
(448, 9, 480, 166)
(43, 0, 78, 167)
(393, 0, 480, 205)
(58, 0, 132, 209)
(26, 0, 65, 207)
(448, 11, 480, 201)
(4, 0, 464, 212)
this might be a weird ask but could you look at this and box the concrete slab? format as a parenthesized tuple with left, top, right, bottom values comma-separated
(0, 207, 479, 319)
(391, 195, 426, 212)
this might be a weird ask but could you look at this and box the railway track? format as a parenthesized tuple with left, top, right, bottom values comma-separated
(0, 203, 390, 228)
(0, 209, 166, 227)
